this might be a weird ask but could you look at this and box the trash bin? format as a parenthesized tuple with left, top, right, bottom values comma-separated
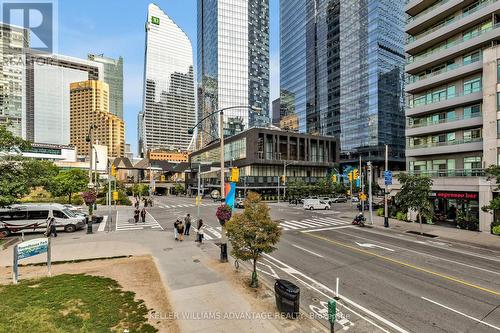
(274, 279, 300, 319)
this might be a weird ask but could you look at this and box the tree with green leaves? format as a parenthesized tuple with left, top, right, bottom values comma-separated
(225, 192, 281, 288)
(395, 173, 433, 234)
(48, 169, 88, 204)
(481, 165, 500, 233)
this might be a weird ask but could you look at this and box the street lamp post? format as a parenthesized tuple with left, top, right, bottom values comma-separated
(86, 124, 97, 234)
(188, 105, 261, 263)
(283, 161, 296, 200)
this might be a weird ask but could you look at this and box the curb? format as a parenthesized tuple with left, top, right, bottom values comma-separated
(1, 237, 19, 250)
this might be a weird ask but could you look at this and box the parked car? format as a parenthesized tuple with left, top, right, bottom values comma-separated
(357, 201, 383, 211)
(0, 203, 86, 236)
(303, 199, 330, 210)
(63, 205, 103, 223)
(351, 197, 360, 203)
(235, 198, 244, 209)
(331, 196, 348, 203)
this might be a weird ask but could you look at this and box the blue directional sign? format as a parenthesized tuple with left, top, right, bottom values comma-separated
(384, 170, 393, 185)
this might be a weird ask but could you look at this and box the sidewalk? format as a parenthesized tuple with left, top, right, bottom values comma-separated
(370, 215, 500, 251)
(0, 228, 309, 332)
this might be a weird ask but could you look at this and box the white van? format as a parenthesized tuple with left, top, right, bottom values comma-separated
(0, 203, 85, 237)
(303, 199, 330, 210)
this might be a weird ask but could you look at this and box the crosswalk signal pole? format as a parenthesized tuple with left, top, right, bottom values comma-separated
(197, 164, 201, 219)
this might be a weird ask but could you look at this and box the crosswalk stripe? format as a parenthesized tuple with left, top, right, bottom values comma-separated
(300, 219, 333, 226)
(205, 226, 221, 238)
(280, 222, 300, 230)
(282, 220, 313, 228)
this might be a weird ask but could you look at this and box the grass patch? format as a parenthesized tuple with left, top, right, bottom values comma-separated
(0, 274, 157, 333)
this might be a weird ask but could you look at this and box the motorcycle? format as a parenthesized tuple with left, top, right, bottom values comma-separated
(352, 214, 366, 227)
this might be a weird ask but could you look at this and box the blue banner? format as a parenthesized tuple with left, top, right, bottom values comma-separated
(226, 182, 236, 210)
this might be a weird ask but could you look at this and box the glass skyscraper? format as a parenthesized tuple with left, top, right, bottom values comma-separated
(140, 3, 195, 156)
(280, 0, 406, 166)
(88, 53, 124, 120)
(197, 0, 270, 146)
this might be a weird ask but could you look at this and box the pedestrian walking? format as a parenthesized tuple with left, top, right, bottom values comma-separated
(174, 219, 180, 240)
(143, 197, 148, 207)
(45, 215, 57, 237)
(177, 221, 185, 241)
(148, 198, 153, 207)
(184, 213, 191, 236)
(141, 207, 146, 223)
(134, 208, 140, 223)
(196, 219, 204, 243)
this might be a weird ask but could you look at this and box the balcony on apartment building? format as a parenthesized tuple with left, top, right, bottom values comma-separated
(406, 90, 482, 116)
(406, 0, 499, 54)
(406, 137, 483, 156)
(408, 168, 485, 177)
(406, 55, 482, 93)
(406, 21, 500, 74)
(406, 111, 483, 136)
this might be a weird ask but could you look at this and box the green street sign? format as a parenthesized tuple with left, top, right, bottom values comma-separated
(328, 299, 337, 324)
(151, 16, 160, 25)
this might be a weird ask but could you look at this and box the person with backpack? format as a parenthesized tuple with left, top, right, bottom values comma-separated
(134, 208, 140, 224)
(177, 220, 185, 241)
(140, 207, 146, 223)
(184, 214, 191, 236)
(174, 219, 180, 240)
(196, 219, 204, 243)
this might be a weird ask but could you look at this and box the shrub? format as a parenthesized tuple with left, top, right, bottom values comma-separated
(396, 211, 408, 222)
(492, 225, 500, 235)
(376, 208, 384, 217)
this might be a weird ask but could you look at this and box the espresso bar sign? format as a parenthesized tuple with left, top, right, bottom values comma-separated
(436, 192, 478, 200)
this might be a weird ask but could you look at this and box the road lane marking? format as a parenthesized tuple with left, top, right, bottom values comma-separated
(291, 244, 324, 258)
(305, 233, 500, 297)
(280, 222, 300, 230)
(146, 211, 164, 230)
(263, 254, 409, 333)
(333, 229, 500, 276)
(355, 242, 395, 252)
(97, 216, 108, 232)
(301, 225, 353, 232)
(421, 297, 500, 331)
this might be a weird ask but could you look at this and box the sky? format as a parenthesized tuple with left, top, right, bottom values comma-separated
(57, 0, 280, 155)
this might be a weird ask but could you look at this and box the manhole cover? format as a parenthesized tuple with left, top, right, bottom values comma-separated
(312, 297, 319, 302)
(193, 259, 200, 263)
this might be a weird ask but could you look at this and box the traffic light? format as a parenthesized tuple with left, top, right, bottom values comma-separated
(353, 169, 359, 180)
(230, 167, 240, 182)
(111, 165, 116, 177)
(281, 175, 286, 183)
(348, 171, 353, 182)
(332, 174, 337, 183)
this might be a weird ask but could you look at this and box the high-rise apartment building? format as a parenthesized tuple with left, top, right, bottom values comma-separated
(70, 80, 124, 157)
(24, 53, 102, 144)
(88, 53, 124, 119)
(197, 0, 270, 145)
(405, 0, 500, 232)
(280, 0, 406, 168)
(0, 23, 29, 137)
(140, 4, 195, 156)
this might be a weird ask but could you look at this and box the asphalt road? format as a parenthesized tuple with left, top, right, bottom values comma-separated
(20, 195, 498, 332)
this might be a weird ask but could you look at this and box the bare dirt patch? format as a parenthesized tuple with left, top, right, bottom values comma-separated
(0, 255, 179, 333)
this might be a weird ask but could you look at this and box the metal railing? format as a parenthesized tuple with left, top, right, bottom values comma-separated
(408, 168, 485, 177)
(407, 0, 450, 23)
(407, 112, 482, 128)
(407, 88, 482, 108)
(406, 56, 481, 84)
(408, 137, 482, 149)
(407, 22, 499, 64)
(407, 0, 496, 43)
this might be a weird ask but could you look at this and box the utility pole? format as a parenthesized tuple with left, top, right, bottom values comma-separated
(359, 155, 364, 215)
(384, 145, 389, 228)
(107, 162, 112, 233)
(368, 161, 373, 225)
(197, 163, 201, 219)
(220, 110, 225, 200)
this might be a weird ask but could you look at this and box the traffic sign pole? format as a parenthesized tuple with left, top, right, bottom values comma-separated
(384, 145, 390, 228)
(328, 299, 336, 333)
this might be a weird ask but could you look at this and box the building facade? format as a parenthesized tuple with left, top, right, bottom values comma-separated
(140, 3, 195, 156)
(24, 53, 102, 144)
(404, 0, 500, 232)
(0, 23, 29, 137)
(147, 150, 189, 163)
(189, 127, 339, 196)
(197, 0, 270, 145)
(88, 53, 124, 119)
(70, 80, 124, 158)
(280, 0, 406, 168)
